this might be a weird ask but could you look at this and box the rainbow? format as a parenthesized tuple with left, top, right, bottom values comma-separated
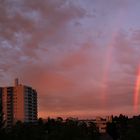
(100, 3, 129, 107)
(134, 66, 140, 113)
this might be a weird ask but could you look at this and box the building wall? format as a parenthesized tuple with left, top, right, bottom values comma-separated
(13, 85, 25, 123)
(2, 87, 14, 127)
(95, 116, 113, 133)
(0, 88, 3, 124)
(24, 86, 37, 122)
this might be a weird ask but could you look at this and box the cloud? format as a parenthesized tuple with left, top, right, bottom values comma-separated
(0, 0, 140, 118)
(0, 0, 89, 116)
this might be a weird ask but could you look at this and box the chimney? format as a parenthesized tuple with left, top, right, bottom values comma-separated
(15, 78, 19, 86)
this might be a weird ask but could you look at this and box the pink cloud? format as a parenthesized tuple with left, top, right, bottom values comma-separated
(1, 0, 140, 118)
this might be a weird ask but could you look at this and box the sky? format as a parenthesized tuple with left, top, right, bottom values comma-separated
(0, 0, 140, 118)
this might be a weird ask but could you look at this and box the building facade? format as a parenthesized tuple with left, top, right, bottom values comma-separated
(80, 116, 113, 134)
(95, 116, 113, 133)
(0, 79, 37, 127)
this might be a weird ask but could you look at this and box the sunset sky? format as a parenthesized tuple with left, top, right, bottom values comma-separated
(0, 0, 140, 118)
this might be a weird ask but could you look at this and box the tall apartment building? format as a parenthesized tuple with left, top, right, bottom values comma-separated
(0, 79, 37, 127)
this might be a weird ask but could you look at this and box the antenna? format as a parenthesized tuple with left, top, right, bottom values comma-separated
(15, 78, 19, 86)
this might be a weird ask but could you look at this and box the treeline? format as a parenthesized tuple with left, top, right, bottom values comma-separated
(1, 115, 140, 140)
(0, 117, 100, 140)
(107, 114, 140, 140)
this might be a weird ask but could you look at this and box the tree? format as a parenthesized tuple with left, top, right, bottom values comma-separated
(121, 117, 140, 140)
(107, 122, 119, 140)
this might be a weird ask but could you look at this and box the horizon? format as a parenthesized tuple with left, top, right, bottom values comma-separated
(1, 79, 140, 119)
(0, 0, 140, 118)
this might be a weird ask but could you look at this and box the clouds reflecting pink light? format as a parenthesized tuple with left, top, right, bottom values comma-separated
(0, 0, 140, 118)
